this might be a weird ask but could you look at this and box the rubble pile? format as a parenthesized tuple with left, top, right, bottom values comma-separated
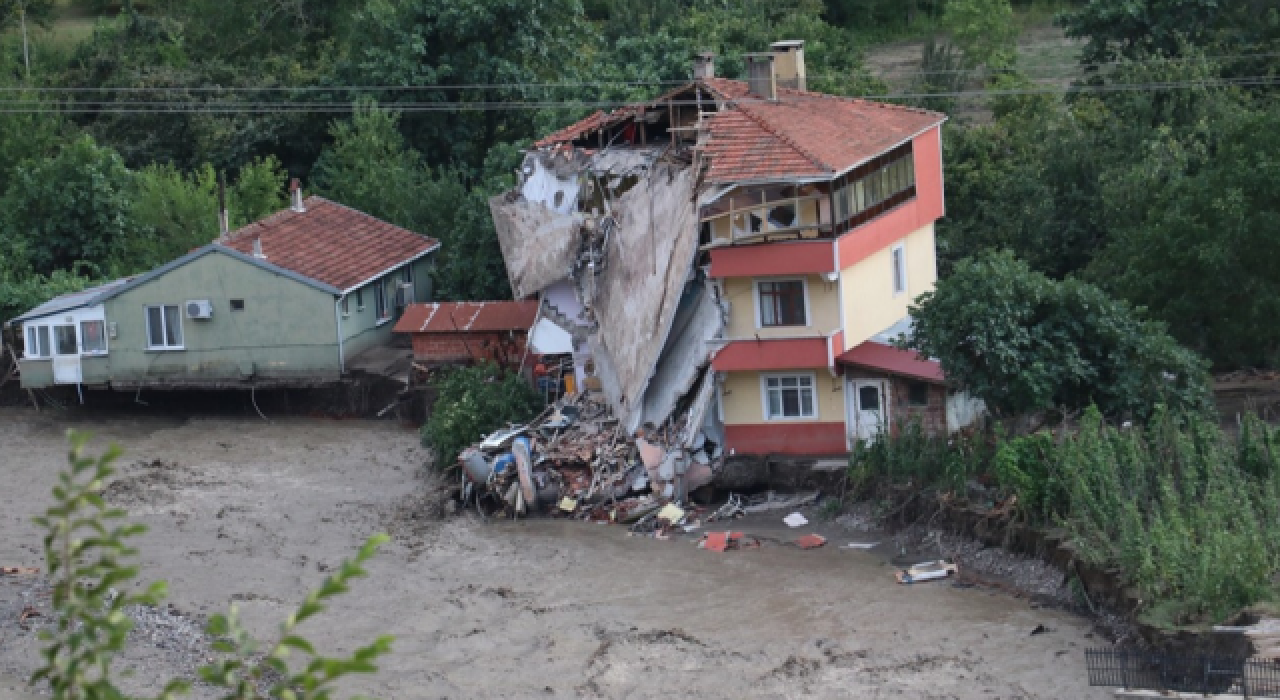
(457, 391, 723, 525)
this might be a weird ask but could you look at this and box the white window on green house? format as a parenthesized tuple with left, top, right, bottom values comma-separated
(375, 282, 389, 322)
(145, 305, 184, 349)
(25, 325, 51, 358)
(81, 320, 107, 355)
(763, 373, 817, 420)
(53, 325, 77, 355)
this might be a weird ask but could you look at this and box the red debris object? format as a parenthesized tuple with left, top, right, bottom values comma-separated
(794, 534, 827, 549)
(703, 531, 759, 552)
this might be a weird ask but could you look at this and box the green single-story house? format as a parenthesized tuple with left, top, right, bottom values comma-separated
(7, 194, 439, 390)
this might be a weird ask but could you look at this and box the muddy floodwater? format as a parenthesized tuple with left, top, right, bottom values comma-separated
(0, 409, 1108, 698)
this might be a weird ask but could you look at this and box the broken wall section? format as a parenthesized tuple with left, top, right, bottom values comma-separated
(490, 148, 706, 433)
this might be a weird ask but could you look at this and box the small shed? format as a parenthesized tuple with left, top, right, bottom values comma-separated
(394, 301, 540, 367)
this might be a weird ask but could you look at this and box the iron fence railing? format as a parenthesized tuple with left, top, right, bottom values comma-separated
(1086, 649, 1280, 698)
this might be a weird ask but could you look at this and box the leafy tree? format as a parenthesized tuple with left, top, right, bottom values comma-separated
(0, 263, 98, 326)
(421, 362, 543, 468)
(1, 135, 134, 275)
(340, 0, 594, 171)
(1089, 103, 1280, 368)
(942, 0, 1018, 71)
(112, 156, 284, 273)
(32, 430, 392, 698)
(311, 103, 428, 229)
(313, 104, 513, 300)
(1058, 0, 1229, 63)
(905, 251, 1211, 423)
(0, 0, 56, 76)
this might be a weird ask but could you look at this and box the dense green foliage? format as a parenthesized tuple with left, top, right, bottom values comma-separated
(849, 419, 992, 494)
(1009, 409, 1280, 626)
(906, 251, 1210, 422)
(34, 431, 391, 697)
(420, 363, 544, 469)
(857, 409, 1280, 627)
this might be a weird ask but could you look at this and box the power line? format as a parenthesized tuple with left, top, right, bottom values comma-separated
(0, 51, 1277, 93)
(0, 75, 1271, 113)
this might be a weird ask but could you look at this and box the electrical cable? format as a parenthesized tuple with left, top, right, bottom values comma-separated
(0, 75, 1273, 113)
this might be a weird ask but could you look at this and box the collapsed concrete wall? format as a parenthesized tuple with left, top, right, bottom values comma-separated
(490, 148, 707, 434)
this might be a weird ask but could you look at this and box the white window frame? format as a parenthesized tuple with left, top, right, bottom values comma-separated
(891, 243, 908, 296)
(144, 304, 185, 351)
(79, 320, 108, 356)
(760, 372, 819, 421)
(754, 277, 811, 329)
(24, 324, 51, 359)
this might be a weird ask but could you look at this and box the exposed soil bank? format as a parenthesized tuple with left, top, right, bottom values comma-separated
(0, 408, 1108, 698)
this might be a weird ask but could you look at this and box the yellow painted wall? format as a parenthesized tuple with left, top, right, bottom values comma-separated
(720, 369, 845, 425)
(721, 274, 841, 339)
(839, 223, 936, 350)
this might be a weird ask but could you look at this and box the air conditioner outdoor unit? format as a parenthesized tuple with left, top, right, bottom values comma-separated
(185, 300, 215, 320)
(395, 283, 414, 307)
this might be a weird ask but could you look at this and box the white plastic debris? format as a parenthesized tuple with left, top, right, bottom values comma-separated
(783, 513, 808, 528)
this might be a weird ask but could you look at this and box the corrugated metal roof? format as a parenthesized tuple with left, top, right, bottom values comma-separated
(393, 301, 540, 334)
(836, 340, 944, 383)
(8, 277, 133, 324)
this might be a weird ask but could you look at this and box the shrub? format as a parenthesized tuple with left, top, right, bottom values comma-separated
(849, 419, 991, 495)
(420, 362, 544, 469)
(1061, 408, 1280, 626)
(906, 250, 1212, 424)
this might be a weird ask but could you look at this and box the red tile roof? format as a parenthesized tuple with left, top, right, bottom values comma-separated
(836, 341, 944, 384)
(393, 301, 540, 334)
(221, 197, 438, 292)
(535, 79, 945, 183)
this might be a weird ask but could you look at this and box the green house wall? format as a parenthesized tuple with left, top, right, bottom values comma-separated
(339, 255, 434, 359)
(98, 251, 341, 386)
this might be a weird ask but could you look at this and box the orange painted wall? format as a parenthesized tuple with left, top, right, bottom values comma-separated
(835, 126, 944, 269)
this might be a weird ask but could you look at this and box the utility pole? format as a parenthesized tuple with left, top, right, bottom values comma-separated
(19, 4, 30, 79)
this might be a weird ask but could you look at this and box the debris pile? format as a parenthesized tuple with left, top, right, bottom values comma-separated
(457, 391, 723, 523)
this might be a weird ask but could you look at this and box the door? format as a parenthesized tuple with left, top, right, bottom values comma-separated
(847, 379, 888, 443)
(51, 324, 82, 385)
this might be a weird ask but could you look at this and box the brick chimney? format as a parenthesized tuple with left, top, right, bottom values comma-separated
(771, 40, 806, 91)
(693, 51, 715, 80)
(289, 178, 306, 213)
(745, 53, 776, 100)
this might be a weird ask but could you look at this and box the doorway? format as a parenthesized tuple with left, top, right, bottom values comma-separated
(51, 324, 82, 385)
(847, 379, 888, 444)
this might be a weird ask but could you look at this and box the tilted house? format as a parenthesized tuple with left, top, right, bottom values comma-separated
(9, 193, 438, 391)
(492, 42, 980, 459)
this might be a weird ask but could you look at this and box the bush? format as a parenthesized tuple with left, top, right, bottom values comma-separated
(849, 419, 991, 495)
(906, 250, 1212, 424)
(992, 431, 1068, 525)
(1060, 408, 1280, 626)
(420, 362, 544, 469)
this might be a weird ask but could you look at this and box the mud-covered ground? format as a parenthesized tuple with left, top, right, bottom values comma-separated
(0, 408, 1109, 698)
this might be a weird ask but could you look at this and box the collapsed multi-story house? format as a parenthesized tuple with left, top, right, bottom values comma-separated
(491, 41, 980, 463)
